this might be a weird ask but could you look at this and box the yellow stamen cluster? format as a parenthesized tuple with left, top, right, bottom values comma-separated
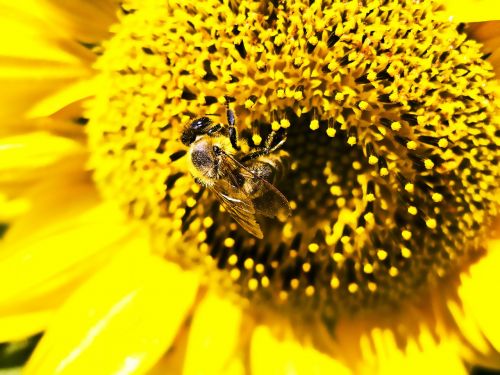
(87, 0, 500, 321)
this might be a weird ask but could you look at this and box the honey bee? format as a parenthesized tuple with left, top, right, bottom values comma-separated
(181, 98, 291, 239)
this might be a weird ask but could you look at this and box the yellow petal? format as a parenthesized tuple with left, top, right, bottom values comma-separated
(251, 325, 352, 375)
(183, 293, 243, 375)
(0, 214, 150, 342)
(0, 0, 116, 48)
(26, 76, 102, 118)
(468, 21, 500, 76)
(0, 193, 30, 222)
(24, 254, 199, 375)
(458, 238, 500, 355)
(441, 0, 500, 22)
(0, 1, 98, 121)
(0, 181, 140, 314)
(364, 327, 467, 375)
(147, 322, 190, 375)
(0, 132, 82, 180)
(25, 0, 117, 44)
(0, 309, 54, 342)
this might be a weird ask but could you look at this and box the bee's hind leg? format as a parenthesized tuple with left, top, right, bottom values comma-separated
(224, 96, 241, 151)
(240, 129, 287, 163)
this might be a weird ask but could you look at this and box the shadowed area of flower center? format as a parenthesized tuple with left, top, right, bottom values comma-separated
(86, 0, 500, 321)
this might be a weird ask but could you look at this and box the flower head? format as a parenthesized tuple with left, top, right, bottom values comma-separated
(89, 0, 499, 320)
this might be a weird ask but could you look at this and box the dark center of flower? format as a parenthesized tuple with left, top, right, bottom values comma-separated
(86, 0, 500, 322)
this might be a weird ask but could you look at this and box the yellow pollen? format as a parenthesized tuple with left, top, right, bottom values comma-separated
(230, 269, 241, 281)
(326, 127, 336, 137)
(438, 138, 449, 148)
(228, 254, 238, 266)
(368, 282, 377, 292)
(389, 267, 399, 277)
(248, 278, 259, 291)
(330, 277, 340, 289)
(330, 185, 342, 196)
(363, 264, 374, 274)
(426, 218, 437, 229)
(308, 35, 319, 45)
(348, 283, 359, 293)
(279, 291, 288, 301)
(244, 258, 254, 270)
(310, 119, 320, 130)
(202, 216, 214, 228)
(334, 92, 344, 101)
(405, 183, 414, 193)
(294, 91, 304, 101)
(261, 276, 270, 288)
(368, 155, 378, 165)
(308, 243, 319, 253)
(305, 285, 315, 296)
(408, 206, 418, 215)
(406, 141, 417, 150)
(358, 101, 369, 110)
(377, 250, 388, 261)
(402, 230, 412, 241)
(224, 237, 235, 248)
(332, 253, 344, 262)
(432, 193, 443, 202)
(252, 134, 263, 145)
(390, 121, 402, 131)
(424, 159, 434, 170)
(401, 247, 412, 258)
(244, 99, 254, 108)
(255, 264, 265, 274)
(280, 119, 291, 128)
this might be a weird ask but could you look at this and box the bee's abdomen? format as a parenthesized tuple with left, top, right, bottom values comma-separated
(245, 151, 290, 184)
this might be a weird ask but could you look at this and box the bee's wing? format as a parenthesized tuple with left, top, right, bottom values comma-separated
(219, 152, 291, 219)
(210, 180, 264, 239)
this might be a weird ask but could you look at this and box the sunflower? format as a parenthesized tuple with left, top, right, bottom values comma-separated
(0, 0, 499, 374)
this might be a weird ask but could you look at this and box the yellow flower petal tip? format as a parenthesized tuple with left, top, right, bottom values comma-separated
(23, 254, 199, 375)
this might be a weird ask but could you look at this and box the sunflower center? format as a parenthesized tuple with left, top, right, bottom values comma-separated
(87, 0, 500, 321)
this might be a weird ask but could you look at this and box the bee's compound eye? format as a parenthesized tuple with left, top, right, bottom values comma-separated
(181, 131, 195, 146)
(190, 117, 212, 130)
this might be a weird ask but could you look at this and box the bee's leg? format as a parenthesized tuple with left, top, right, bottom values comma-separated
(239, 148, 269, 163)
(225, 96, 241, 151)
(265, 128, 287, 152)
(207, 123, 223, 135)
(241, 130, 287, 163)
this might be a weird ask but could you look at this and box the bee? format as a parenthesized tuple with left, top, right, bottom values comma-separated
(181, 98, 291, 239)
